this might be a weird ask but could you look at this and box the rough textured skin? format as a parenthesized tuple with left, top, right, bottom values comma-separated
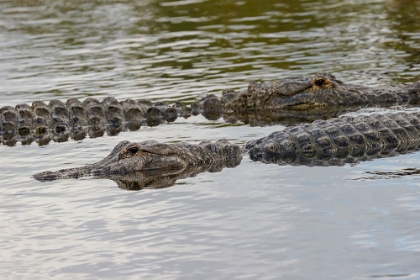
(1, 97, 190, 133)
(245, 112, 420, 166)
(0, 97, 200, 146)
(2, 72, 420, 146)
(27, 72, 420, 186)
(33, 111, 420, 185)
(222, 72, 420, 111)
(33, 139, 242, 185)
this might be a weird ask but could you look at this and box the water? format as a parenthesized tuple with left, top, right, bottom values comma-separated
(1, 0, 420, 278)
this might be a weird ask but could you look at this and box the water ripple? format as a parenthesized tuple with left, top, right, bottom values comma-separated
(1, 0, 420, 278)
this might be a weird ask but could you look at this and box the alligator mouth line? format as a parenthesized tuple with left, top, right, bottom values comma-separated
(285, 102, 327, 110)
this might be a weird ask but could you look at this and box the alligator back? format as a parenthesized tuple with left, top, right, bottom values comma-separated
(0, 97, 198, 146)
(245, 112, 420, 166)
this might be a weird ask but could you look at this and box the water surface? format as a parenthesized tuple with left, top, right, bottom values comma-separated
(1, 0, 420, 279)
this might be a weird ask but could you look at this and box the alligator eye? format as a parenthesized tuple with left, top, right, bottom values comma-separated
(314, 79, 325, 87)
(128, 146, 139, 155)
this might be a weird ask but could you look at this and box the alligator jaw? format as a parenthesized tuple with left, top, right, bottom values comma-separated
(33, 167, 94, 181)
(282, 101, 327, 110)
(32, 159, 186, 182)
(33, 140, 133, 181)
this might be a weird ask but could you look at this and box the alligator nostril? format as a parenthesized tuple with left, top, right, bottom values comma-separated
(314, 79, 325, 87)
(128, 147, 139, 155)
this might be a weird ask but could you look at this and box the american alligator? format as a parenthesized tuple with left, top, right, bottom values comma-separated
(34, 111, 420, 189)
(33, 139, 242, 189)
(2, 72, 420, 146)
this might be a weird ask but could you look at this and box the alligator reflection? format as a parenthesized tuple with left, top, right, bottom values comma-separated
(108, 163, 238, 191)
(354, 167, 420, 181)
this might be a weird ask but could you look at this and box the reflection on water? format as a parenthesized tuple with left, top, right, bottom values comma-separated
(357, 167, 420, 180)
(1, 0, 420, 279)
(107, 162, 241, 190)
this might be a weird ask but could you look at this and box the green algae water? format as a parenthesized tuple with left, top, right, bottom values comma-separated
(1, 0, 420, 278)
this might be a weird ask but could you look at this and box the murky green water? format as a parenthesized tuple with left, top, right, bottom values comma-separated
(1, 0, 420, 279)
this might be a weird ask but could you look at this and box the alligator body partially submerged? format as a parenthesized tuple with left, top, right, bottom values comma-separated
(2, 72, 420, 146)
(221, 72, 420, 111)
(34, 139, 242, 189)
(245, 111, 420, 166)
(34, 110, 420, 189)
(0, 97, 199, 146)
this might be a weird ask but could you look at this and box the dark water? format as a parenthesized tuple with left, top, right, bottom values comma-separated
(1, 0, 420, 279)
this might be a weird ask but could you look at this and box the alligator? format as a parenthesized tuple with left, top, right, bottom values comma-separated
(2, 72, 420, 146)
(33, 110, 420, 189)
(33, 139, 242, 189)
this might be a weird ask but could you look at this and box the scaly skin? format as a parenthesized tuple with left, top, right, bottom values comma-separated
(33, 139, 242, 185)
(221, 72, 420, 111)
(245, 111, 420, 166)
(2, 72, 420, 146)
(0, 97, 200, 146)
(0, 97, 187, 135)
(28, 73, 420, 188)
(34, 111, 420, 188)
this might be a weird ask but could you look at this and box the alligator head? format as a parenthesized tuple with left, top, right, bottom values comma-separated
(33, 139, 242, 187)
(221, 72, 391, 111)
